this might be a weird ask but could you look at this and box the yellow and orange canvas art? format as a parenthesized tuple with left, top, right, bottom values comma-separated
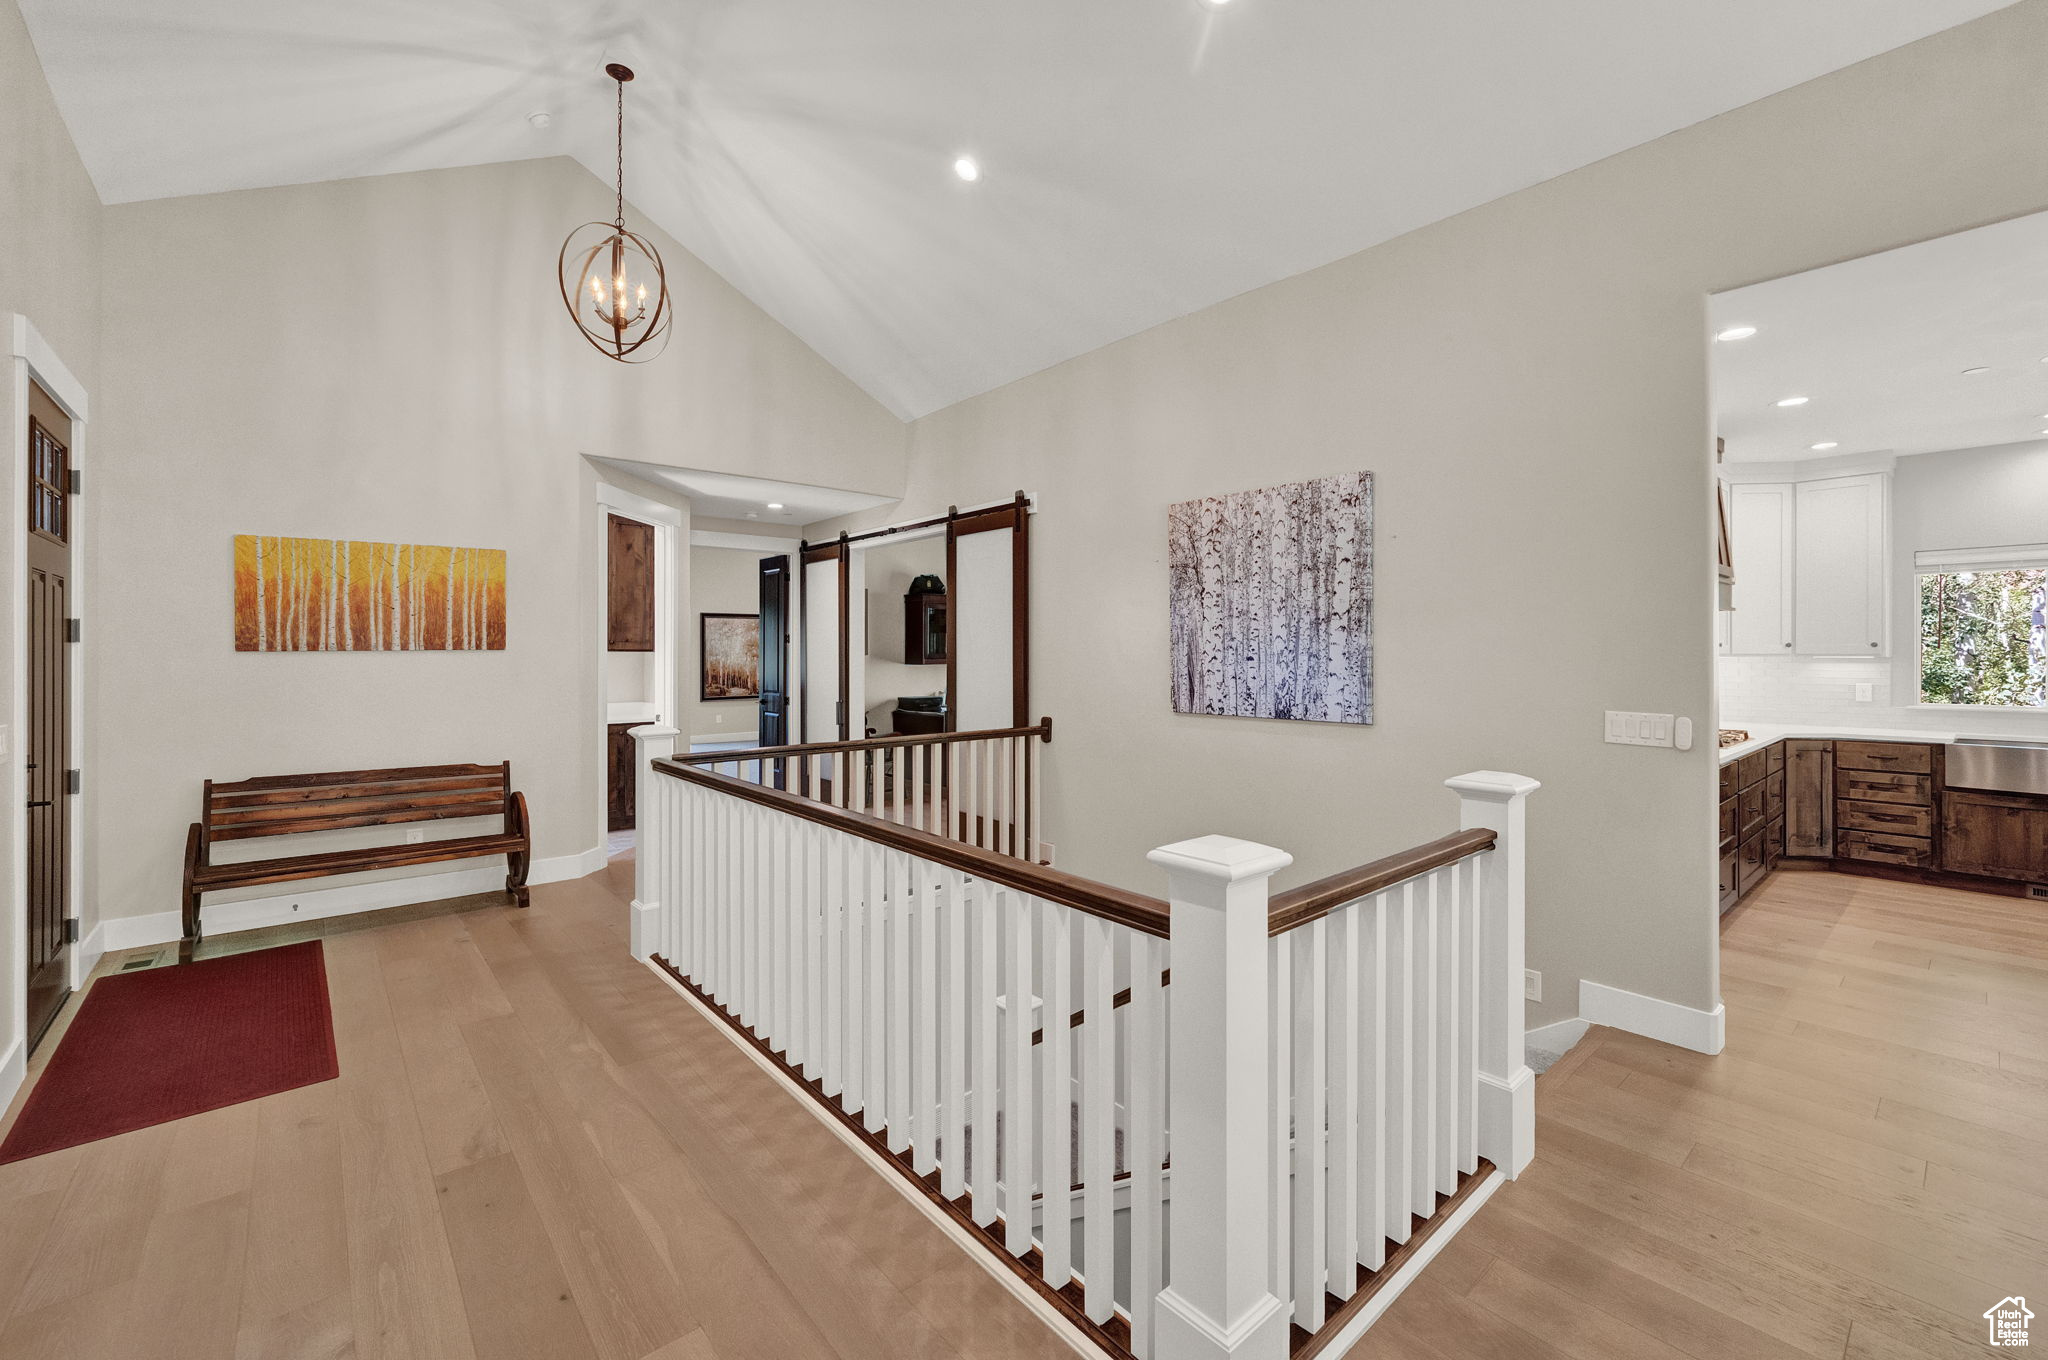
(233, 535, 506, 651)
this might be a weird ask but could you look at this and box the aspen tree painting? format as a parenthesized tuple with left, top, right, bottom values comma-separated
(232, 536, 507, 651)
(1167, 472, 1373, 724)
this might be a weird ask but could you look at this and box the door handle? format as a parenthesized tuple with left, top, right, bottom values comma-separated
(26, 800, 52, 808)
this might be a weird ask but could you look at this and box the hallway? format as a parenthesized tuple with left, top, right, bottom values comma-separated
(1, 864, 2042, 1359)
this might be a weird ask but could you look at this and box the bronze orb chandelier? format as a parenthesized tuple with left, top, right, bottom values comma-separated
(558, 63, 671, 363)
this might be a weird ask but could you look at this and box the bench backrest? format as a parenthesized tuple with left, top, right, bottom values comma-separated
(203, 762, 512, 843)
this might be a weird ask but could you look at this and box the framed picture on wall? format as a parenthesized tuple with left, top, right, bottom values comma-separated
(700, 612, 761, 700)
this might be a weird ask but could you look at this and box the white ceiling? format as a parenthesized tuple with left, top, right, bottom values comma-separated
(592, 456, 894, 527)
(24, 0, 2015, 420)
(1712, 209, 2048, 464)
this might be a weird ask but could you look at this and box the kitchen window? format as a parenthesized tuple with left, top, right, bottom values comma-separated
(1917, 545, 2048, 708)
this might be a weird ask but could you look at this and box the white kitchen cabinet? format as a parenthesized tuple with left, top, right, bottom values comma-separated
(1794, 473, 1887, 656)
(1727, 482, 1794, 654)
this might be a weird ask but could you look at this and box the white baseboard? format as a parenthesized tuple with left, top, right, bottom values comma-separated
(67, 920, 105, 989)
(1579, 979, 1725, 1054)
(99, 844, 607, 954)
(0, 1034, 23, 1118)
(1526, 1016, 1590, 1065)
(629, 899, 658, 960)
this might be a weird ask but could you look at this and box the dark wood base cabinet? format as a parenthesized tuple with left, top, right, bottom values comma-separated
(1723, 735, 2048, 916)
(607, 722, 637, 832)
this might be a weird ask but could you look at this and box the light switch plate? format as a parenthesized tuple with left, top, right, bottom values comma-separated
(1604, 711, 1676, 748)
(1524, 969, 1542, 1002)
(1855, 683, 1873, 702)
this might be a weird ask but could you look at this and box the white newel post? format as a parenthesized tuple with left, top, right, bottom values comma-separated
(628, 724, 680, 961)
(1444, 770, 1541, 1178)
(1147, 835, 1294, 1360)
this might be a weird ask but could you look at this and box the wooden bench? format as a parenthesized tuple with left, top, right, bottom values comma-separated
(183, 762, 531, 943)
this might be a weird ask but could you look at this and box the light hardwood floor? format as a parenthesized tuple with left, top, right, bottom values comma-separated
(2, 861, 2043, 1359)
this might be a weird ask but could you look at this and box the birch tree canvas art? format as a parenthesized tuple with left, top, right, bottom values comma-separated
(1168, 472, 1373, 724)
(232, 535, 507, 651)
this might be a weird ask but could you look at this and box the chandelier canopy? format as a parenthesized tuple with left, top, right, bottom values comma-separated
(558, 63, 671, 363)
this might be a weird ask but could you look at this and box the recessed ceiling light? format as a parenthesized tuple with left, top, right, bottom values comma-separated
(527, 111, 553, 130)
(1962, 366, 1991, 376)
(1810, 442, 1838, 451)
(1714, 325, 1757, 342)
(766, 502, 785, 511)
(1775, 396, 1808, 407)
(953, 155, 980, 183)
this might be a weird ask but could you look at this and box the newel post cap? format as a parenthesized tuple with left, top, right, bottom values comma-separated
(629, 723, 681, 741)
(1148, 835, 1294, 884)
(1444, 770, 1541, 801)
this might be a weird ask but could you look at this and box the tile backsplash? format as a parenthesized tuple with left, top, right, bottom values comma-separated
(1717, 653, 2048, 736)
(1716, 655, 1891, 724)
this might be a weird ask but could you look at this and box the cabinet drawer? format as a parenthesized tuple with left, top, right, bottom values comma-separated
(1719, 847, 1738, 912)
(1739, 785, 1767, 836)
(1737, 752, 1768, 790)
(1765, 815, 1785, 870)
(1766, 742, 1785, 776)
(1834, 769, 1930, 806)
(1719, 798, 1737, 848)
(1836, 801, 1932, 837)
(1720, 763, 1739, 799)
(1834, 741, 1932, 775)
(1737, 831, 1767, 893)
(1766, 770, 1785, 822)
(1836, 829, 1932, 868)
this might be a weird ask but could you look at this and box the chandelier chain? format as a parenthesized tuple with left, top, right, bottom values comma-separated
(614, 74, 625, 227)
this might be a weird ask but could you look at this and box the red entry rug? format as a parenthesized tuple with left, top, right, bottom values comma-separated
(0, 940, 339, 1163)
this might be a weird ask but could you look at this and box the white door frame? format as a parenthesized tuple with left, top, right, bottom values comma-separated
(5, 314, 91, 1107)
(595, 482, 680, 847)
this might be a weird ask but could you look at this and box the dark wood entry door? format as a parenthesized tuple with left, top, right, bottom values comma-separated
(25, 381, 73, 1050)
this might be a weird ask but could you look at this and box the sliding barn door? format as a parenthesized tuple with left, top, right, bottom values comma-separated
(801, 546, 843, 741)
(947, 496, 1031, 731)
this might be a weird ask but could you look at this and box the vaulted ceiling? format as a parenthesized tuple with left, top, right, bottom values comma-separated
(23, 0, 2014, 419)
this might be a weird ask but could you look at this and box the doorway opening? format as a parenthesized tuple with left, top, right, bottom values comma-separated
(597, 482, 679, 862)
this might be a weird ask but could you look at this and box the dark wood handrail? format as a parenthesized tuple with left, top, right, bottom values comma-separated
(655, 758, 1169, 938)
(1266, 829, 1496, 936)
(666, 718, 1052, 767)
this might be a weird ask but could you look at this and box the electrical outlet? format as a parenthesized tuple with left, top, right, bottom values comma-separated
(1854, 683, 1873, 702)
(715, 713, 724, 725)
(1524, 969, 1542, 1002)
(406, 828, 425, 844)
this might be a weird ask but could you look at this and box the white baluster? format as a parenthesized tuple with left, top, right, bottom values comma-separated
(1435, 867, 1461, 1197)
(1129, 932, 1167, 1360)
(1078, 912, 1116, 1323)
(970, 879, 1000, 1225)
(1384, 880, 1412, 1246)
(887, 849, 913, 1155)
(1324, 908, 1358, 1297)
(1412, 871, 1439, 1219)
(1028, 737, 1042, 864)
(843, 837, 868, 1118)
(821, 823, 845, 1098)
(1445, 771, 1540, 1177)
(1038, 897, 1073, 1288)
(1003, 889, 1037, 1257)
(913, 859, 940, 1176)
(1357, 893, 1387, 1271)
(1288, 921, 1326, 1329)
(863, 841, 887, 1134)
(1267, 934, 1292, 1306)
(941, 868, 969, 1200)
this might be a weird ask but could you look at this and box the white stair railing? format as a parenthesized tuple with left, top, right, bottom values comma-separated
(628, 730, 1536, 1360)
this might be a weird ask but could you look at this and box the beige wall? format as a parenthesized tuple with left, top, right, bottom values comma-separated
(88, 155, 903, 928)
(683, 544, 766, 741)
(816, 3, 2048, 1027)
(1, 0, 103, 1075)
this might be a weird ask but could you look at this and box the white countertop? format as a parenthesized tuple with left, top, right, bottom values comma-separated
(606, 702, 660, 726)
(1716, 723, 2043, 764)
